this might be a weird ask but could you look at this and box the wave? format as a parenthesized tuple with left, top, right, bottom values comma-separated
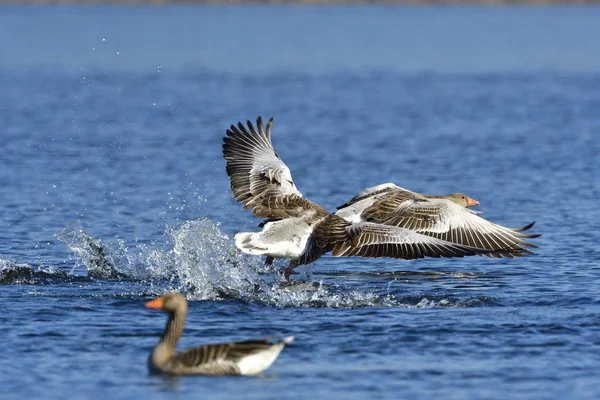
(0, 259, 74, 285)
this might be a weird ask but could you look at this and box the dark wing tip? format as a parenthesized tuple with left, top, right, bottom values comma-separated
(237, 121, 248, 134)
(512, 221, 536, 232)
(336, 202, 350, 210)
(520, 233, 541, 239)
(256, 116, 264, 133)
(265, 117, 274, 141)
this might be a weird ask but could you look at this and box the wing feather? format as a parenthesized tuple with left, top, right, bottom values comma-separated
(330, 222, 489, 259)
(170, 338, 289, 375)
(223, 117, 302, 210)
(357, 189, 539, 257)
(252, 194, 329, 220)
(336, 183, 402, 210)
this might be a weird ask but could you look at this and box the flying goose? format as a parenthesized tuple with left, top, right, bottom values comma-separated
(336, 189, 481, 220)
(335, 183, 539, 258)
(222, 117, 514, 279)
(146, 293, 293, 376)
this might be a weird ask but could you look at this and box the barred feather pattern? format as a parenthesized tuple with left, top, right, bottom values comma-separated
(331, 222, 490, 260)
(169, 339, 285, 375)
(222, 118, 539, 270)
(295, 215, 350, 265)
(148, 294, 292, 376)
(335, 183, 403, 210)
(252, 195, 330, 220)
(339, 185, 540, 258)
(222, 117, 301, 211)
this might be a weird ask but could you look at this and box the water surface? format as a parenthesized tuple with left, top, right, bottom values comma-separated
(1, 5, 599, 400)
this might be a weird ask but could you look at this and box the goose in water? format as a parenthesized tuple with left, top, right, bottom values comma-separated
(146, 293, 293, 376)
(222, 117, 520, 279)
(335, 183, 539, 258)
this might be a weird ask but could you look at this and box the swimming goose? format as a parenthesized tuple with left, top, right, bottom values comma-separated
(146, 293, 293, 376)
(335, 183, 539, 258)
(223, 117, 512, 279)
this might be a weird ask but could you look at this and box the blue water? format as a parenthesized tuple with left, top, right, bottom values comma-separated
(2, 5, 600, 400)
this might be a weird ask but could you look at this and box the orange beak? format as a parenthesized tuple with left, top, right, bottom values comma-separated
(145, 297, 165, 310)
(467, 197, 480, 207)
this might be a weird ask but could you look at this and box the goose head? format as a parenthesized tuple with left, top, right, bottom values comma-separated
(145, 293, 187, 313)
(447, 193, 479, 208)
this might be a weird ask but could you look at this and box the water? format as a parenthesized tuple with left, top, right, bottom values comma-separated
(1, 5, 600, 400)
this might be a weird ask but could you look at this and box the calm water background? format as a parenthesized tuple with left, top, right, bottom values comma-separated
(1, 5, 600, 400)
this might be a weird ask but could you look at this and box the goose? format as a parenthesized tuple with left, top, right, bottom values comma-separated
(222, 117, 519, 279)
(146, 293, 293, 376)
(260, 190, 481, 267)
(336, 188, 481, 222)
(335, 183, 539, 258)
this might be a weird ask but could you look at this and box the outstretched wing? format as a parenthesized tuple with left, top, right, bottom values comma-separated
(336, 183, 401, 210)
(223, 117, 301, 210)
(252, 194, 329, 220)
(360, 190, 539, 258)
(332, 222, 492, 259)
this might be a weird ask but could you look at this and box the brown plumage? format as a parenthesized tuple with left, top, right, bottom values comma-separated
(223, 117, 523, 279)
(223, 117, 301, 210)
(335, 183, 540, 258)
(146, 293, 293, 376)
(337, 188, 478, 210)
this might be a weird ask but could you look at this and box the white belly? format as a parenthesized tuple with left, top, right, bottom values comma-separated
(235, 218, 312, 260)
(236, 343, 286, 376)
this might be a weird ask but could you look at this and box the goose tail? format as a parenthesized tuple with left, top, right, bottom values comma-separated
(235, 232, 270, 255)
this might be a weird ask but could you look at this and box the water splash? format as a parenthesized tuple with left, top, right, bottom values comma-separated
(0, 257, 70, 285)
(165, 220, 409, 307)
(167, 218, 268, 300)
(49, 218, 497, 308)
(54, 221, 128, 278)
